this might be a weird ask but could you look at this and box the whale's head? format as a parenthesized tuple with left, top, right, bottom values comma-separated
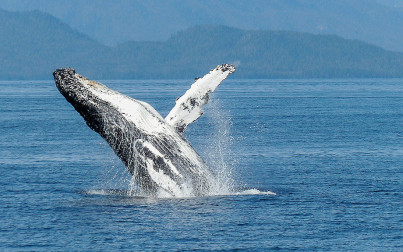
(53, 67, 87, 100)
(53, 68, 109, 133)
(53, 67, 107, 106)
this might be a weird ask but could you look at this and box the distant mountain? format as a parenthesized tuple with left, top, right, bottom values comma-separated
(0, 9, 108, 79)
(0, 0, 402, 52)
(0, 10, 402, 80)
(109, 26, 403, 79)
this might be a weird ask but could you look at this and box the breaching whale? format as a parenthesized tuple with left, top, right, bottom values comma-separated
(53, 64, 236, 197)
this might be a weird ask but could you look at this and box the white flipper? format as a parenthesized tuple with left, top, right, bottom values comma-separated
(165, 64, 236, 132)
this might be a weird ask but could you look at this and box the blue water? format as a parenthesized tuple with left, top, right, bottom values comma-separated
(0, 79, 402, 251)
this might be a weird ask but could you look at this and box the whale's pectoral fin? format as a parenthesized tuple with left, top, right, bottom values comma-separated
(165, 64, 236, 132)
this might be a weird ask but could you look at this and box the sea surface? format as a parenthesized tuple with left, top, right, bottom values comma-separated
(0, 78, 402, 251)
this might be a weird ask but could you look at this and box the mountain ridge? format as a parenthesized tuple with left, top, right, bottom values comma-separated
(0, 10, 402, 80)
(0, 0, 402, 52)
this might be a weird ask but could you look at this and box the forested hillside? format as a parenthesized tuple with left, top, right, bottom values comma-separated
(1, 10, 402, 80)
(1, 0, 402, 52)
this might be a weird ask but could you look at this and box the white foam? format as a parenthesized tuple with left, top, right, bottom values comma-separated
(84, 188, 276, 199)
(86, 189, 110, 195)
(235, 189, 276, 196)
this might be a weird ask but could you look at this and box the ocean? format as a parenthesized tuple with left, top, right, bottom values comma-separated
(0, 78, 402, 251)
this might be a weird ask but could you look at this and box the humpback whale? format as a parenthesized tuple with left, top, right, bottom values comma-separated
(53, 64, 236, 197)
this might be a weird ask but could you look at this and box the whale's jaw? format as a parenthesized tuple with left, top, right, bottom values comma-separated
(53, 64, 235, 197)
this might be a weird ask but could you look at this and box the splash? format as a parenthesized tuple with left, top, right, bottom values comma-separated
(235, 189, 276, 196)
(83, 188, 276, 198)
(192, 97, 237, 196)
(96, 96, 275, 198)
(96, 97, 238, 198)
(56, 66, 245, 197)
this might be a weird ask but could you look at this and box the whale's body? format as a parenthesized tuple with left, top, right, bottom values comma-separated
(53, 65, 235, 197)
